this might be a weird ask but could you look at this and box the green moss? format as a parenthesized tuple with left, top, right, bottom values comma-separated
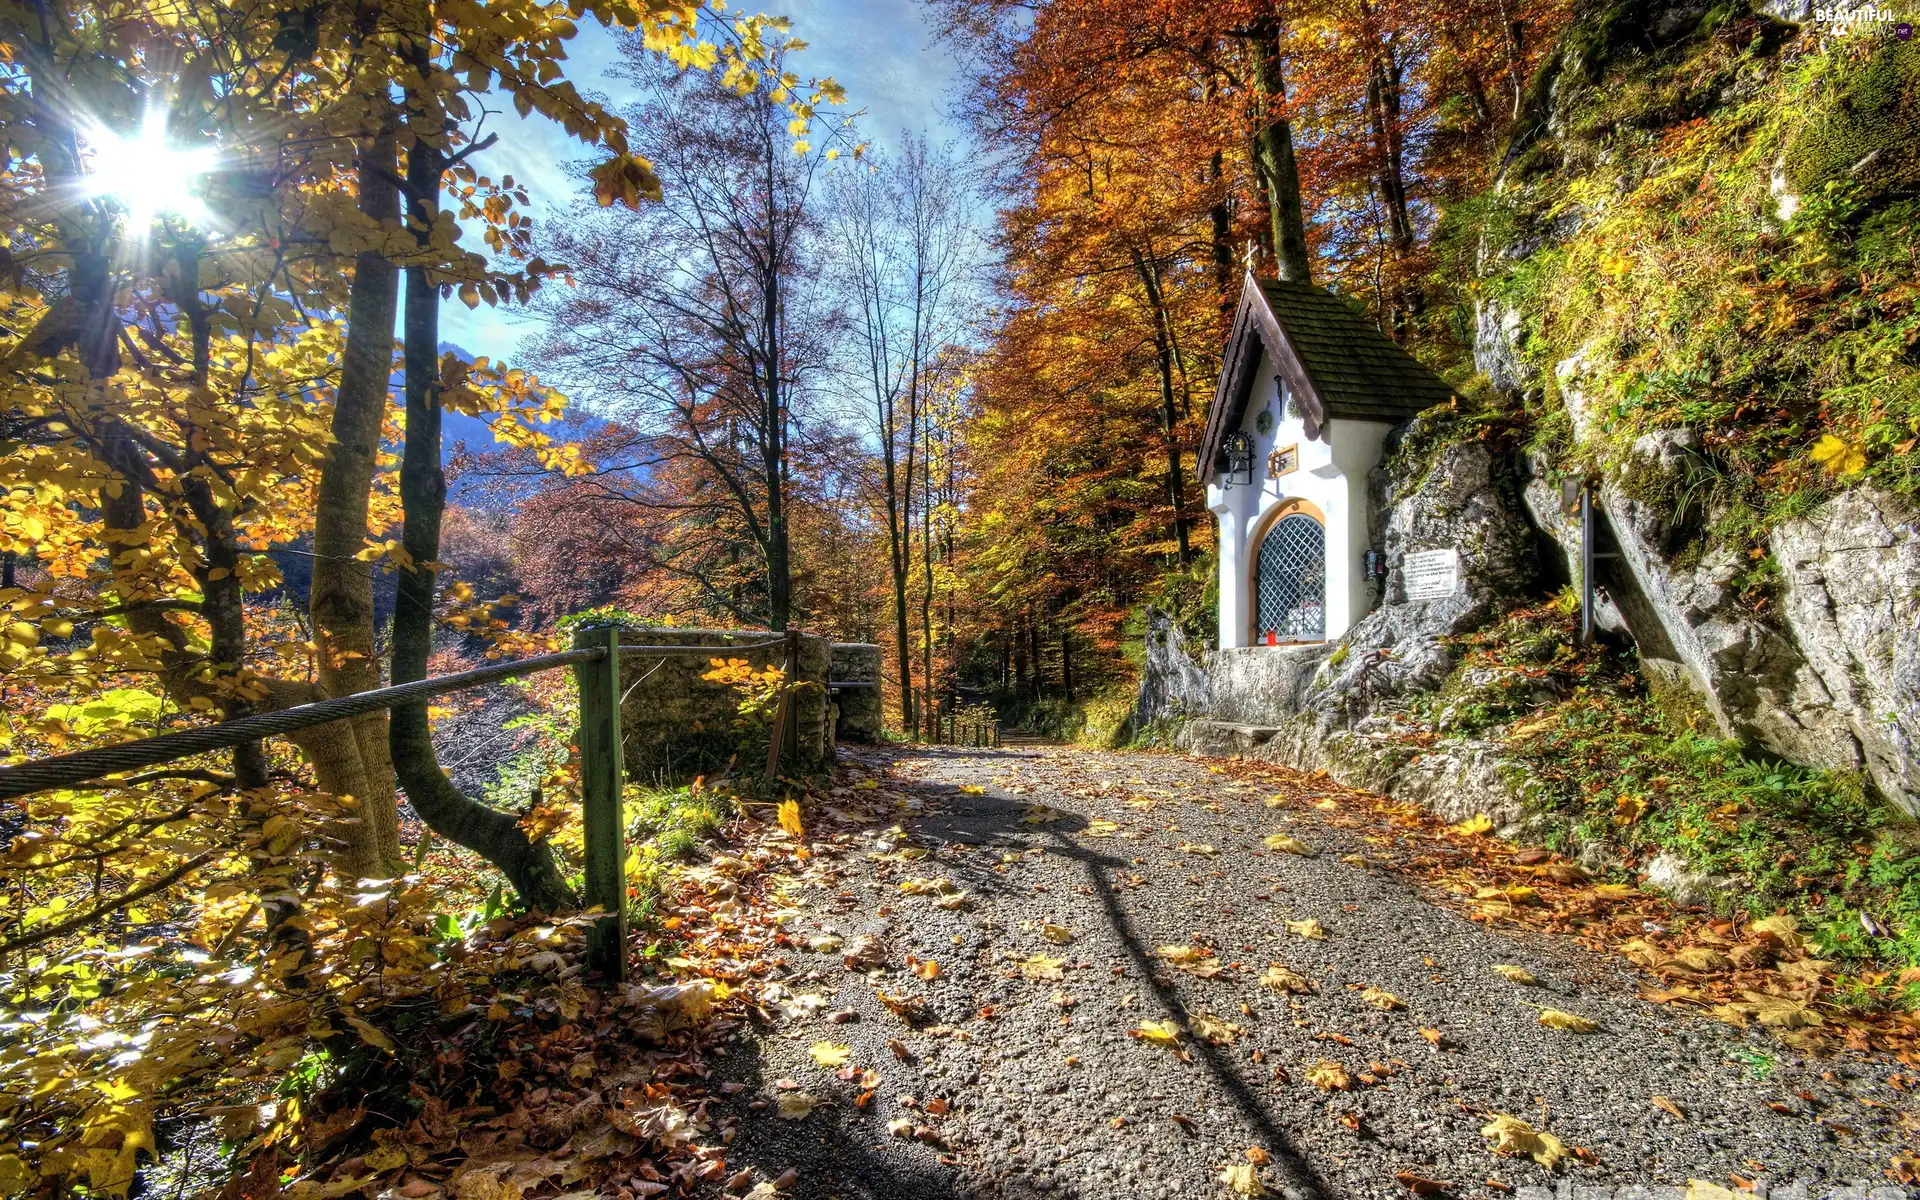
(1783, 42, 1920, 203)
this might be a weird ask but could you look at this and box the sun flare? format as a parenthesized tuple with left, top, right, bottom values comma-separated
(81, 111, 219, 228)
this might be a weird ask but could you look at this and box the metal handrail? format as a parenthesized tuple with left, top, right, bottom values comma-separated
(0, 638, 787, 801)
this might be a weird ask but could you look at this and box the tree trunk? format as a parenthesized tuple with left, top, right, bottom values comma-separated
(919, 423, 936, 738)
(1060, 627, 1074, 703)
(1249, 18, 1311, 284)
(883, 411, 915, 733)
(1130, 248, 1194, 564)
(1210, 147, 1235, 322)
(1028, 616, 1043, 700)
(309, 116, 404, 880)
(387, 102, 575, 913)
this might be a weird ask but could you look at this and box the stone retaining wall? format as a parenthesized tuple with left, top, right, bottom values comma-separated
(614, 627, 831, 784)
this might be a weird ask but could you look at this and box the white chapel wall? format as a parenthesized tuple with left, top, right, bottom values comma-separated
(1206, 347, 1391, 649)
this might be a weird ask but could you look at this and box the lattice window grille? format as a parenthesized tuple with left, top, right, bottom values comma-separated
(1254, 513, 1326, 642)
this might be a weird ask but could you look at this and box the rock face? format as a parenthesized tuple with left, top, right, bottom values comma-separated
(1521, 430, 1920, 818)
(1129, 610, 1212, 733)
(1771, 490, 1920, 814)
(1305, 435, 1540, 724)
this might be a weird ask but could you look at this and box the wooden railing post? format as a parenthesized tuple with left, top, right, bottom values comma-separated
(574, 623, 626, 982)
(765, 628, 800, 782)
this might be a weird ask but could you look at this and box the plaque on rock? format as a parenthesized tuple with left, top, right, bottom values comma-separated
(1401, 548, 1461, 601)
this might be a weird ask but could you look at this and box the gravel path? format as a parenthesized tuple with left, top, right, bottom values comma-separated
(712, 744, 1917, 1200)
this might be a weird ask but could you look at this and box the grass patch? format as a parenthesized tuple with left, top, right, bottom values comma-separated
(623, 782, 737, 921)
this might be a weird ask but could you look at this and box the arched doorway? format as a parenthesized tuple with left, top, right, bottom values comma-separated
(1253, 506, 1326, 644)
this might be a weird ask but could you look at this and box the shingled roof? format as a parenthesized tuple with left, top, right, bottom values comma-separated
(1198, 273, 1455, 484)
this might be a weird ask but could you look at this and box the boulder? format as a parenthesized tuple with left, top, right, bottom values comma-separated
(1303, 434, 1541, 726)
(1524, 431, 1920, 817)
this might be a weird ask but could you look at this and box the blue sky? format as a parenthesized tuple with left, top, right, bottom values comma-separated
(439, 0, 974, 362)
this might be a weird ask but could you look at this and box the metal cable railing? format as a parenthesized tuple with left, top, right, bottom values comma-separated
(0, 638, 785, 801)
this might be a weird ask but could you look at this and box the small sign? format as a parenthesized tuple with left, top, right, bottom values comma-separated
(1402, 548, 1461, 601)
(1267, 444, 1298, 479)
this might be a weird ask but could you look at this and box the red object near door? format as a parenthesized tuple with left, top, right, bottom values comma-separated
(1265, 629, 1278, 646)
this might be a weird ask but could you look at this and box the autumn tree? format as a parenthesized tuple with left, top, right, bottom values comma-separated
(521, 40, 847, 633)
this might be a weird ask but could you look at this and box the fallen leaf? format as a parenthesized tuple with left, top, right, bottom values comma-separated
(1259, 964, 1314, 994)
(886, 1038, 912, 1061)
(1306, 1060, 1351, 1090)
(1743, 992, 1821, 1029)
(1219, 1162, 1269, 1197)
(1750, 913, 1807, 951)
(1394, 1172, 1453, 1196)
(1590, 883, 1635, 901)
(776, 1092, 819, 1119)
(1419, 1027, 1446, 1048)
(1177, 842, 1219, 856)
(934, 892, 969, 910)
(1285, 919, 1327, 940)
(807, 934, 844, 953)
(1453, 814, 1494, 836)
(1480, 1114, 1568, 1168)
(1189, 1012, 1244, 1044)
(1652, 1096, 1686, 1121)
(1536, 1008, 1600, 1034)
(1669, 947, 1731, 973)
(887, 1117, 914, 1138)
(1491, 965, 1539, 986)
(1042, 923, 1074, 944)
(1360, 988, 1405, 1012)
(1131, 1019, 1185, 1047)
(958, 784, 986, 795)
(912, 958, 941, 980)
(778, 799, 805, 838)
(899, 877, 956, 896)
(1085, 819, 1120, 837)
(1020, 954, 1066, 981)
(842, 934, 885, 970)
(1245, 1147, 1272, 1165)
(1683, 1182, 1735, 1200)
(808, 1042, 852, 1068)
(1263, 834, 1316, 856)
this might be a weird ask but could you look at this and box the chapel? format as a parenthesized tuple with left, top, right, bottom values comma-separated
(1197, 273, 1455, 650)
